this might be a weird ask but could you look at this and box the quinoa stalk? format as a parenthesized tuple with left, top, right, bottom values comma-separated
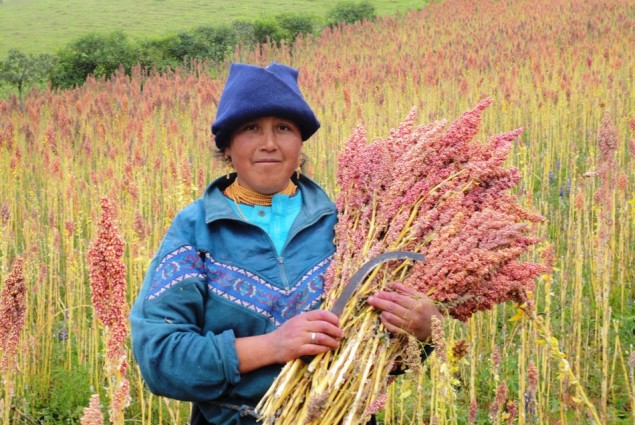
(519, 301, 602, 425)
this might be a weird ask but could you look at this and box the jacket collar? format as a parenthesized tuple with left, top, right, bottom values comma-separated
(203, 173, 336, 225)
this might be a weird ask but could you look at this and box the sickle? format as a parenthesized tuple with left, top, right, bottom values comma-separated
(301, 251, 424, 364)
(329, 250, 425, 316)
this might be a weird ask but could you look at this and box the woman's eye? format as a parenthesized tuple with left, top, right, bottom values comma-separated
(278, 123, 296, 131)
(242, 124, 258, 131)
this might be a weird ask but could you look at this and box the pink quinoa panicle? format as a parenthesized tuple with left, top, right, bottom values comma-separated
(364, 391, 389, 416)
(335, 124, 369, 212)
(326, 98, 547, 320)
(0, 256, 26, 373)
(80, 394, 104, 425)
(110, 378, 131, 421)
(430, 316, 446, 362)
(468, 398, 478, 424)
(0, 201, 9, 227)
(506, 400, 518, 423)
(490, 381, 509, 420)
(87, 196, 130, 410)
(441, 98, 493, 149)
(595, 111, 620, 244)
(87, 197, 128, 352)
(403, 206, 546, 320)
(527, 361, 539, 395)
(381, 120, 448, 221)
(491, 346, 501, 369)
(598, 109, 618, 167)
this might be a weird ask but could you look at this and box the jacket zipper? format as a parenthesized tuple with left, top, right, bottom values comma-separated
(278, 206, 334, 290)
(225, 206, 335, 290)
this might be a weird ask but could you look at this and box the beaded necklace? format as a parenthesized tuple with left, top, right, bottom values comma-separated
(224, 179, 297, 221)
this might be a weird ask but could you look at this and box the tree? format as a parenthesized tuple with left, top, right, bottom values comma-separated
(0, 49, 54, 103)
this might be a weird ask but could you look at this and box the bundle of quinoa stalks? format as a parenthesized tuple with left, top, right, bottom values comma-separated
(257, 99, 549, 425)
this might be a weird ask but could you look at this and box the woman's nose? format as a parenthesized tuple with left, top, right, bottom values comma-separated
(261, 127, 277, 149)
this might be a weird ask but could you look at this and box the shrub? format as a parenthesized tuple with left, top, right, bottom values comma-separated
(168, 25, 237, 63)
(25, 339, 94, 424)
(275, 13, 317, 42)
(326, 1, 376, 26)
(252, 16, 287, 45)
(251, 13, 318, 46)
(204, 25, 238, 63)
(137, 34, 182, 71)
(51, 31, 137, 88)
(232, 20, 257, 46)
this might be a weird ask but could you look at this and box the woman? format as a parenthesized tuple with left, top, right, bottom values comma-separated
(130, 62, 441, 425)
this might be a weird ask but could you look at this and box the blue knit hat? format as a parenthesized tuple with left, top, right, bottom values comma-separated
(211, 62, 320, 150)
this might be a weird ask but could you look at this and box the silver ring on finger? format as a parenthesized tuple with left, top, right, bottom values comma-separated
(311, 332, 317, 344)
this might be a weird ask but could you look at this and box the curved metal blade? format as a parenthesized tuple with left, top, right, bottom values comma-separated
(330, 250, 425, 316)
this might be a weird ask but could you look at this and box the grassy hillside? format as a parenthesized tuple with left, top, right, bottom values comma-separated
(0, 0, 424, 56)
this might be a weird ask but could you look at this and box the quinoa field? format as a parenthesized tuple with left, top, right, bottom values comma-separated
(0, 0, 634, 423)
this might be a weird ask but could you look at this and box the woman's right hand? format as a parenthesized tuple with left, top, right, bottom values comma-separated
(268, 310, 344, 363)
(236, 310, 344, 373)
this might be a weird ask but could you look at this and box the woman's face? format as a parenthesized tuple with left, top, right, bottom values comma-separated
(225, 116, 303, 195)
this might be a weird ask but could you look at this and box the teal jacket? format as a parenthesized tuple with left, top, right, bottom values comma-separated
(130, 174, 337, 424)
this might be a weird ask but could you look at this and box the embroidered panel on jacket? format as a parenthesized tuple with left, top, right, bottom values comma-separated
(147, 245, 206, 300)
(147, 245, 331, 326)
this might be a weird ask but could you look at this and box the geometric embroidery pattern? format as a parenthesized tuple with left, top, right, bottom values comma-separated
(147, 246, 206, 300)
(203, 252, 330, 326)
(147, 245, 331, 326)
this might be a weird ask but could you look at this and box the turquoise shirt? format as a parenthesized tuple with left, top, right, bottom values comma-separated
(225, 191, 303, 255)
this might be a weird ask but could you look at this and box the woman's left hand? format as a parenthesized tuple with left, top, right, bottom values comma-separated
(366, 283, 442, 342)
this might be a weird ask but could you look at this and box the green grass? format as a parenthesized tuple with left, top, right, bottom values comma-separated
(0, 0, 425, 56)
